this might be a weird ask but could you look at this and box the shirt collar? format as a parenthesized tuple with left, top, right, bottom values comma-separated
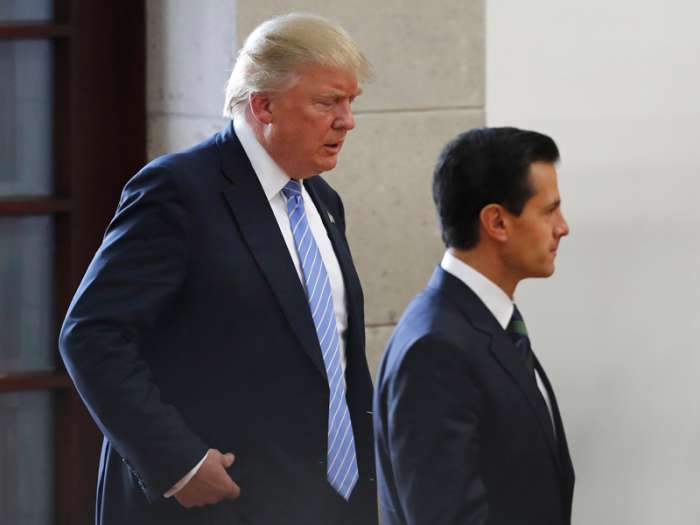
(440, 250, 514, 330)
(233, 114, 290, 202)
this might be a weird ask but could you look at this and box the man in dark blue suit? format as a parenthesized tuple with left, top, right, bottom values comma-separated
(60, 14, 377, 525)
(374, 128, 575, 525)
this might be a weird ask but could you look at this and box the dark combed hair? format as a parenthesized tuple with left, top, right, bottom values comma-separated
(432, 126, 559, 250)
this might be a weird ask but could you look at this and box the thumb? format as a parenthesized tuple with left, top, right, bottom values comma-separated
(226, 478, 241, 500)
(222, 452, 235, 468)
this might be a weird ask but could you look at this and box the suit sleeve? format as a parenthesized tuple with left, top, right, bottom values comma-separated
(59, 166, 208, 502)
(386, 336, 488, 524)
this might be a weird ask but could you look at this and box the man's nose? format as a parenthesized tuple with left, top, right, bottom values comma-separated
(556, 213, 570, 238)
(334, 101, 355, 130)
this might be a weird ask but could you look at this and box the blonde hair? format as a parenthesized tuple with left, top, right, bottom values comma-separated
(223, 13, 371, 118)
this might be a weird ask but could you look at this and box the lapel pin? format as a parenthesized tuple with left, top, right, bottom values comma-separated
(328, 212, 335, 224)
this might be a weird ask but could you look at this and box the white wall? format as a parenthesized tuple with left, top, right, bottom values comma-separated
(487, 2, 700, 523)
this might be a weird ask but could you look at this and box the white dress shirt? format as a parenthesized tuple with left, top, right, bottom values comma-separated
(233, 115, 349, 367)
(165, 117, 350, 497)
(439, 251, 555, 429)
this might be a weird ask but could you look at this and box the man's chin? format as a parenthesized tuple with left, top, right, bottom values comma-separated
(315, 158, 339, 174)
(530, 264, 555, 279)
(298, 165, 335, 179)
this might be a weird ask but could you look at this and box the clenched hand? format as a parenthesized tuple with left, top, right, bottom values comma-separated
(175, 449, 241, 508)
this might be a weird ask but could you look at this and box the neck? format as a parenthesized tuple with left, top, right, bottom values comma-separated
(242, 109, 310, 180)
(449, 247, 518, 298)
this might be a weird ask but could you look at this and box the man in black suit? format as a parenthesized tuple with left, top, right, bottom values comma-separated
(60, 13, 377, 525)
(373, 127, 575, 525)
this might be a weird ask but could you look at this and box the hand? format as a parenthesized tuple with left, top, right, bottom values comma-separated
(174, 449, 241, 508)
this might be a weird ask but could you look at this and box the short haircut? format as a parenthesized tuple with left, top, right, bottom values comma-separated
(432, 127, 560, 250)
(223, 13, 371, 117)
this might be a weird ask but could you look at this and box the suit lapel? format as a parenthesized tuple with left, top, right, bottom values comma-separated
(533, 353, 576, 485)
(216, 124, 327, 378)
(488, 331, 561, 470)
(429, 267, 563, 473)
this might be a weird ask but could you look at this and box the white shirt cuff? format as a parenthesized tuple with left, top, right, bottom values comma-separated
(163, 451, 209, 497)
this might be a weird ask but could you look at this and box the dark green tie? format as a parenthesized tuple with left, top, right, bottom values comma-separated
(507, 306, 535, 376)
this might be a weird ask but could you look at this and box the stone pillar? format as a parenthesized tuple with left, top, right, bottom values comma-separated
(146, 0, 234, 157)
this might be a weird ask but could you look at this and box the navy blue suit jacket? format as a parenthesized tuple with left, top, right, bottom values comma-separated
(373, 267, 574, 525)
(59, 123, 378, 524)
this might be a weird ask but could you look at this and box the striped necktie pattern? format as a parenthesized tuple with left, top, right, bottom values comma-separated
(281, 179, 358, 500)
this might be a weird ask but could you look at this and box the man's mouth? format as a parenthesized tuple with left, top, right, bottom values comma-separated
(323, 142, 342, 153)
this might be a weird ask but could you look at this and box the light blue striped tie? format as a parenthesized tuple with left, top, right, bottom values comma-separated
(282, 179, 358, 500)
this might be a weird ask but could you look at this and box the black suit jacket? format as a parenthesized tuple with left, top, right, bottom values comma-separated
(59, 122, 378, 525)
(373, 267, 574, 525)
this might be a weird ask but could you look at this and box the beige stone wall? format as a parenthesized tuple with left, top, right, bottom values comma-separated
(147, 0, 485, 379)
(146, 0, 234, 156)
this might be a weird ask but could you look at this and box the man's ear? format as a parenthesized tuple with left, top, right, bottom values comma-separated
(479, 204, 508, 243)
(249, 92, 273, 125)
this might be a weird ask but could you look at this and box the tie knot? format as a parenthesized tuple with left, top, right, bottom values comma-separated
(507, 305, 528, 338)
(282, 179, 302, 199)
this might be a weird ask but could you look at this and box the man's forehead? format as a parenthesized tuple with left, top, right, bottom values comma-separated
(528, 162, 558, 186)
(527, 162, 560, 200)
(529, 160, 557, 174)
(296, 64, 361, 93)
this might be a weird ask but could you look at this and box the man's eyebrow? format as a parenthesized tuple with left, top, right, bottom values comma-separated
(546, 198, 561, 211)
(319, 87, 363, 98)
